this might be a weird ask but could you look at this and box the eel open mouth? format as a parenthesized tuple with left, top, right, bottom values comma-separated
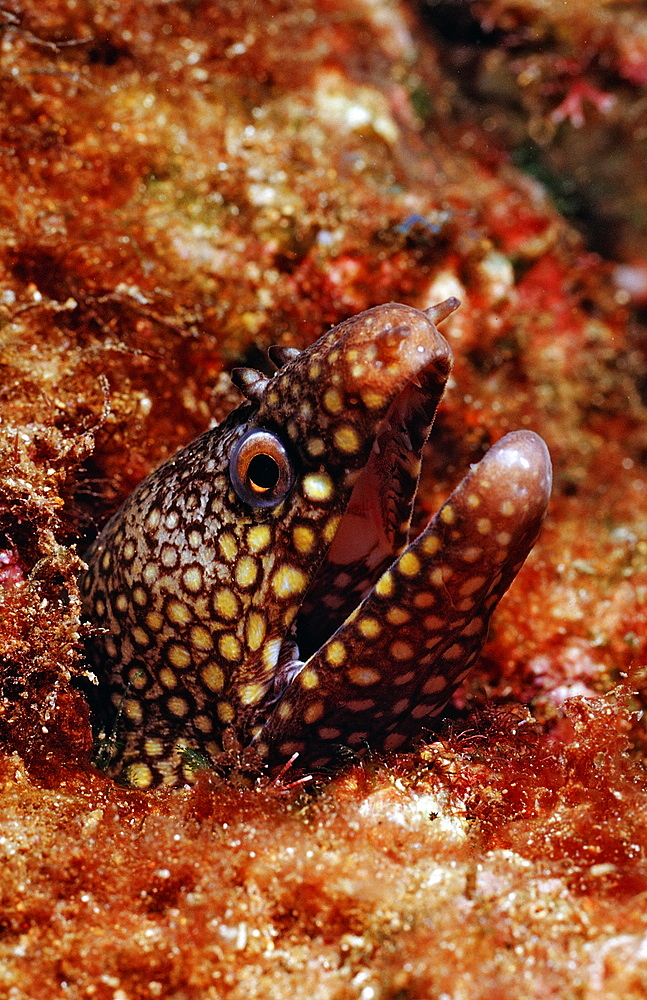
(255, 300, 552, 769)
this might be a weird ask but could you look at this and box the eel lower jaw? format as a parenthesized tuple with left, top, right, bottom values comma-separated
(254, 430, 552, 770)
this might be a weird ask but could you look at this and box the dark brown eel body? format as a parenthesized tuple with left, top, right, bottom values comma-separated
(80, 300, 552, 788)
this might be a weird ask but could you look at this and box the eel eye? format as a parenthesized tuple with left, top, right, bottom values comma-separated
(230, 428, 294, 509)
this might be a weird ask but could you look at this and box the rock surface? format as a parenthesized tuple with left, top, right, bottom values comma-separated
(1, 1, 647, 996)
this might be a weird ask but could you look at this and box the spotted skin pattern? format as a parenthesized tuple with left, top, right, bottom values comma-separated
(81, 300, 552, 787)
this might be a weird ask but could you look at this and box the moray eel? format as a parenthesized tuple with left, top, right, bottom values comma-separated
(80, 299, 552, 788)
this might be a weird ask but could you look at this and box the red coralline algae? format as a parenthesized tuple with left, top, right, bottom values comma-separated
(1, 0, 647, 997)
(1, 699, 647, 998)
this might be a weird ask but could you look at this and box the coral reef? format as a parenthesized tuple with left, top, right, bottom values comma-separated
(1, 0, 646, 996)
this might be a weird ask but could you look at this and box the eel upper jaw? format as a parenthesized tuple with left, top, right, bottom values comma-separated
(281, 326, 455, 678)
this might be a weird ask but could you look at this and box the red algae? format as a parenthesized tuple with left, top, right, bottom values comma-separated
(2, 702, 647, 998)
(1, 0, 647, 996)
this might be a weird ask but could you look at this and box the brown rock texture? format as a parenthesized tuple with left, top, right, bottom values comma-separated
(1, 1, 647, 996)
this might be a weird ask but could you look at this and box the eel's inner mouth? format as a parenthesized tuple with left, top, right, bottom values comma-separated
(292, 360, 448, 666)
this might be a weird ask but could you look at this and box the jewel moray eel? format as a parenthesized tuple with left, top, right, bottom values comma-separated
(80, 299, 552, 788)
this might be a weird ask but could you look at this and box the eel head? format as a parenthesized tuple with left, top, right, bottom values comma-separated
(81, 300, 551, 787)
